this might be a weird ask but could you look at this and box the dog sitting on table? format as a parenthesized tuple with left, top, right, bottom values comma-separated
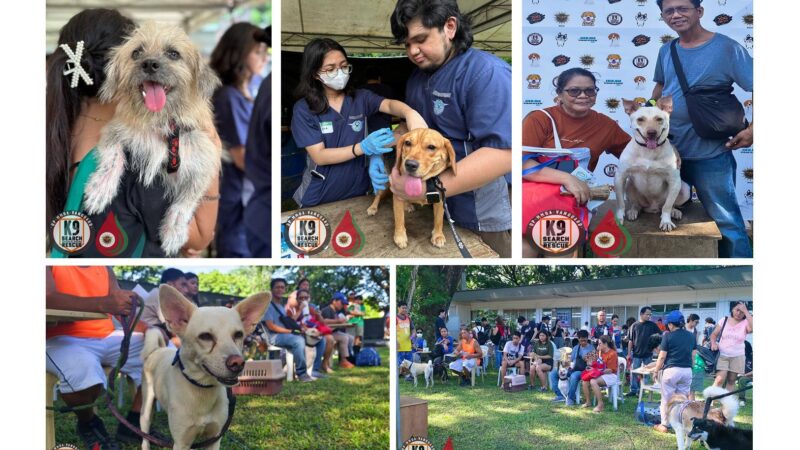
(83, 22, 221, 255)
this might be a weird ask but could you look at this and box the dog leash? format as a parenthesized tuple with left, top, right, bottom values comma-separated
(431, 177, 472, 258)
(701, 385, 752, 419)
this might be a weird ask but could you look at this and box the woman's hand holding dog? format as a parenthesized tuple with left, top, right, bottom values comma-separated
(562, 175, 591, 205)
(360, 128, 396, 156)
(368, 155, 389, 192)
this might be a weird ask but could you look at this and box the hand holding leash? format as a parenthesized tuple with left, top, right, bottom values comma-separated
(360, 128, 395, 156)
(103, 290, 139, 316)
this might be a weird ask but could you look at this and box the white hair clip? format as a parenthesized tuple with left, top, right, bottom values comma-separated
(60, 40, 94, 88)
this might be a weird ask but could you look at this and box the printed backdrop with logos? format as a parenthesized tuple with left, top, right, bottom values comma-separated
(522, 0, 753, 220)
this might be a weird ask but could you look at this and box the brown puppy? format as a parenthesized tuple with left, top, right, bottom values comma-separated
(366, 129, 457, 249)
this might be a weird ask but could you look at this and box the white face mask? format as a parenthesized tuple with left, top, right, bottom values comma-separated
(319, 68, 350, 90)
(416, 333, 423, 338)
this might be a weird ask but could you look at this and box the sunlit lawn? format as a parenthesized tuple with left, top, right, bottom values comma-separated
(399, 364, 751, 450)
(54, 347, 389, 449)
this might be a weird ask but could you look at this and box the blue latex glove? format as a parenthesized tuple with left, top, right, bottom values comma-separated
(360, 128, 395, 156)
(368, 155, 389, 192)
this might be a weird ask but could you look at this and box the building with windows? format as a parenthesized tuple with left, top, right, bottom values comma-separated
(447, 267, 752, 335)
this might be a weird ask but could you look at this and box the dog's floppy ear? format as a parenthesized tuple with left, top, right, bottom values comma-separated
(234, 292, 271, 335)
(656, 96, 673, 115)
(159, 284, 197, 336)
(196, 57, 221, 101)
(622, 98, 640, 115)
(98, 44, 124, 103)
(443, 138, 457, 176)
(394, 131, 408, 173)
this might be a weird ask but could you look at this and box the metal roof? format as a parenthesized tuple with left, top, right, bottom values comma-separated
(452, 267, 753, 303)
(281, 0, 511, 56)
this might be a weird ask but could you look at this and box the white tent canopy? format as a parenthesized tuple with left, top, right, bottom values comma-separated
(46, 0, 266, 51)
(281, 0, 511, 56)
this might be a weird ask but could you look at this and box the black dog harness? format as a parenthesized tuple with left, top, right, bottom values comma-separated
(172, 348, 214, 388)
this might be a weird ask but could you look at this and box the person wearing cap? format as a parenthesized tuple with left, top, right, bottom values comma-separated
(649, 310, 697, 433)
(321, 292, 355, 368)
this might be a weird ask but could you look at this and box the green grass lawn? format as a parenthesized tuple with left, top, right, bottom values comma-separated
(399, 364, 752, 450)
(53, 347, 389, 449)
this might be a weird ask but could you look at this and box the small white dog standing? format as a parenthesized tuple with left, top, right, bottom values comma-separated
(399, 359, 434, 388)
(614, 97, 691, 232)
(139, 285, 269, 450)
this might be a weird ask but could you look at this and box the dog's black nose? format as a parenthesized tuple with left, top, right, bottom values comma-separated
(141, 59, 160, 75)
(225, 355, 244, 373)
(405, 160, 419, 173)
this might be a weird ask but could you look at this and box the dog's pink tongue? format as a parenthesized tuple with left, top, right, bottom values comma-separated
(646, 137, 657, 149)
(404, 176, 423, 197)
(143, 81, 166, 113)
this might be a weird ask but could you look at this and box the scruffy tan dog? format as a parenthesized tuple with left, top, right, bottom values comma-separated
(83, 22, 221, 255)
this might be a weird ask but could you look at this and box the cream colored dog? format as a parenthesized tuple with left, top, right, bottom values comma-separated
(139, 285, 269, 450)
(615, 97, 690, 232)
(83, 22, 221, 255)
(399, 359, 434, 388)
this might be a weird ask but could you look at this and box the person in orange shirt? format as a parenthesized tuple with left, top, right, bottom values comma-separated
(522, 68, 631, 257)
(46, 266, 150, 449)
(449, 329, 483, 386)
(580, 335, 619, 413)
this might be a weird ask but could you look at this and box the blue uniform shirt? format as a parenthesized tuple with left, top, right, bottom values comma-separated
(212, 85, 254, 257)
(654, 33, 753, 160)
(405, 48, 512, 232)
(291, 89, 384, 207)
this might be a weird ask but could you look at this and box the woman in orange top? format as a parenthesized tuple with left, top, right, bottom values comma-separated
(581, 335, 619, 412)
(522, 68, 631, 257)
(449, 329, 483, 386)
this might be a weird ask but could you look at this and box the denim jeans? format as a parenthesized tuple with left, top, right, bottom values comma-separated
(567, 371, 583, 402)
(550, 369, 562, 399)
(495, 349, 503, 369)
(274, 333, 308, 376)
(630, 355, 653, 394)
(312, 336, 326, 372)
(398, 351, 413, 367)
(681, 151, 752, 257)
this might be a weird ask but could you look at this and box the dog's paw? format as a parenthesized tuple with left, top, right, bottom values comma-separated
(366, 205, 378, 216)
(659, 218, 677, 232)
(671, 208, 683, 220)
(394, 232, 408, 249)
(626, 208, 640, 221)
(430, 232, 446, 248)
(615, 210, 625, 225)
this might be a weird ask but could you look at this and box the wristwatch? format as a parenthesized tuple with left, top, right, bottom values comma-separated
(425, 177, 442, 204)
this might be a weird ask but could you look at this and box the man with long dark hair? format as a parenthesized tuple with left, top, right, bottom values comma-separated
(389, 0, 512, 257)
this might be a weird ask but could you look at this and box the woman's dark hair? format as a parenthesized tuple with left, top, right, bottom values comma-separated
(46, 9, 135, 224)
(553, 68, 597, 93)
(647, 334, 663, 352)
(599, 335, 614, 348)
(730, 301, 746, 314)
(705, 317, 716, 324)
(538, 330, 551, 340)
(687, 313, 700, 322)
(390, 0, 473, 54)
(656, 0, 702, 10)
(210, 22, 262, 88)
(294, 38, 354, 115)
(271, 278, 287, 288)
(297, 277, 310, 286)
(626, 317, 636, 327)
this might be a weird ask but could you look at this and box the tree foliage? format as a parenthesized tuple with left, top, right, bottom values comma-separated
(113, 266, 164, 284)
(398, 266, 465, 344)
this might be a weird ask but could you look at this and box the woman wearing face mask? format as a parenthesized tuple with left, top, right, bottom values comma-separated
(412, 328, 427, 362)
(291, 38, 427, 207)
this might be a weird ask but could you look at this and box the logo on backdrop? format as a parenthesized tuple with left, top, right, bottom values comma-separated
(607, 54, 622, 69)
(607, 13, 623, 26)
(527, 32, 543, 46)
(605, 97, 621, 113)
(555, 12, 570, 26)
(635, 12, 648, 27)
(580, 55, 596, 68)
(632, 55, 649, 69)
(634, 75, 647, 89)
(526, 209, 586, 255)
(529, 53, 540, 67)
(581, 12, 597, 26)
(604, 164, 618, 178)
(527, 12, 545, 24)
(608, 32, 620, 47)
(556, 32, 568, 47)
(744, 34, 753, 50)
(527, 74, 542, 89)
(714, 14, 733, 26)
(283, 209, 331, 255)
(552, 55, 571, 67)
(50, 211, 93, 255)
(632, 34, 651, 46)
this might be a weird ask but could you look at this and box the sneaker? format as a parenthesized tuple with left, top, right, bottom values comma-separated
(566, 399, 575, 406)
(551, 396, 565, 403)
(298, 373, 316, 382)
(311, 371, 328, 379)
(539, 387, 548, 392)
(76, 415, 121, 450)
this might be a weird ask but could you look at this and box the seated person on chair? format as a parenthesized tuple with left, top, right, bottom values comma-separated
(46, 266, 152, 448)
(449, 329, 483, 386)
(433, 327, 454, 363)
(500, 331, 525, 383)
(320, 292, 356, 368)
(262, 278, 318, 382)
(529, 330, 554, 392)
(549, 329, 595, 405)
(580, 335, 619, 413)
(412, 328, 427, 362)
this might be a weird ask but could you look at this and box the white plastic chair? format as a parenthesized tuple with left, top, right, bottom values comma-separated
(576, 356, 626, 411)
(268, 345, 295, 381)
